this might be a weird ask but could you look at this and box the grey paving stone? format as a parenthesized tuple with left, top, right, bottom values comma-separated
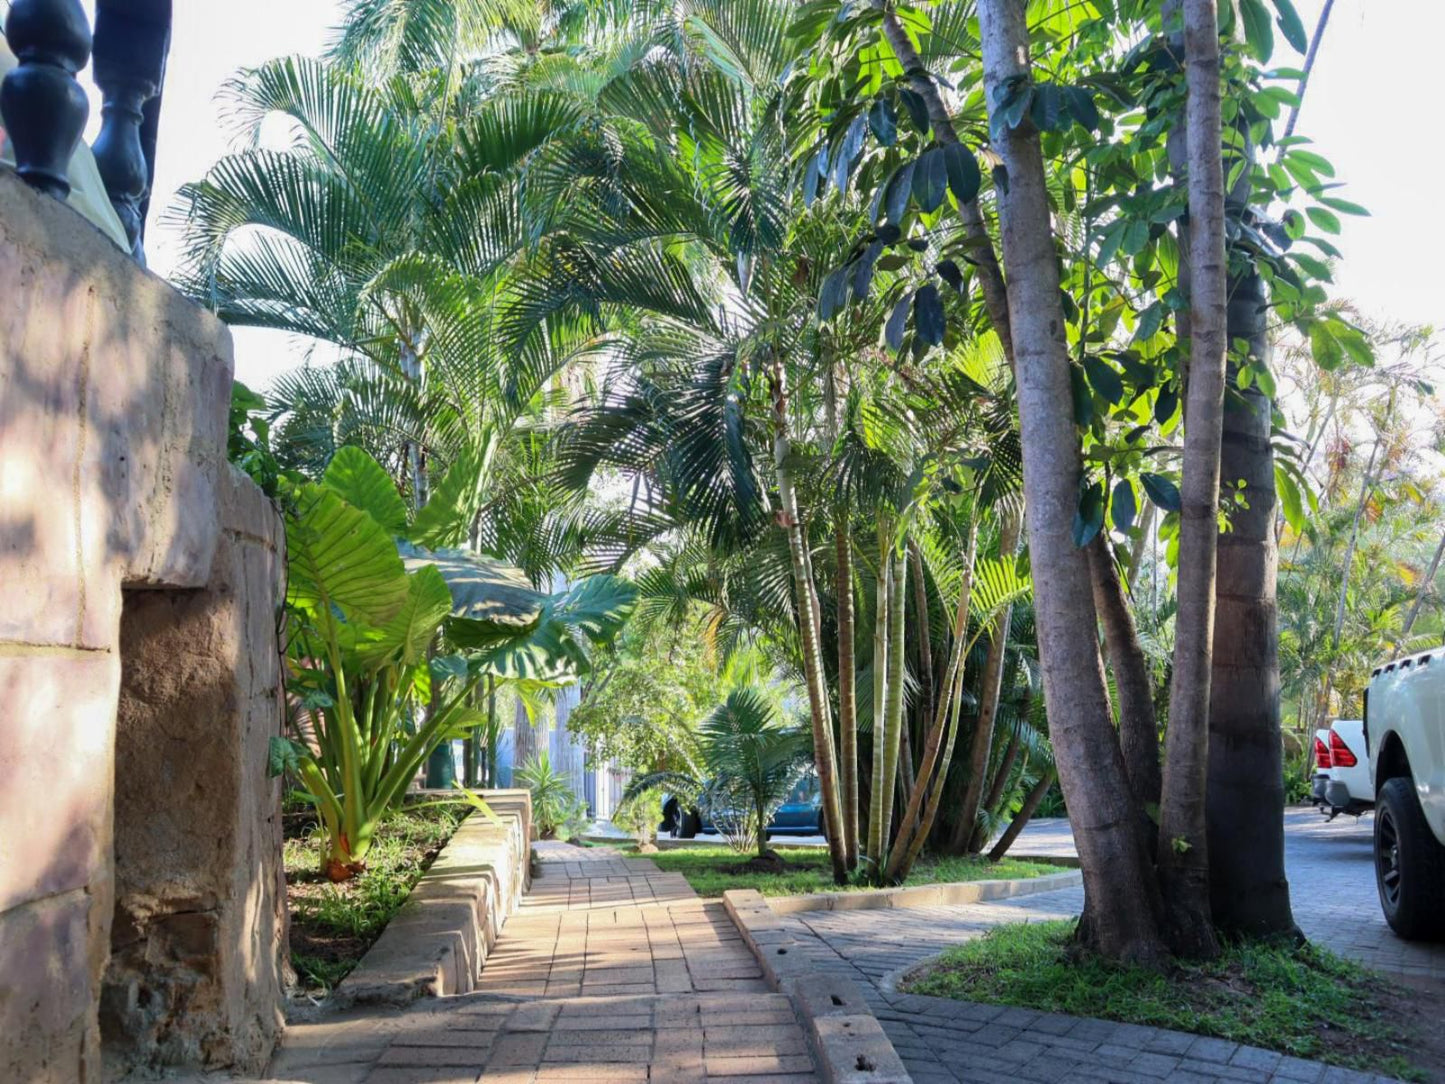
(1127, 1051, 1183, 1078)
(1144, 1031, 1199, 1056)
(1230, 1046, 1284, 1073)
(1270, 1055, 1326, 1083)
(1186, 1035, 1242, 1064)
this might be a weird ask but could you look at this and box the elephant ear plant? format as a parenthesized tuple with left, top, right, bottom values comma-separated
(271, 448, 635, 881)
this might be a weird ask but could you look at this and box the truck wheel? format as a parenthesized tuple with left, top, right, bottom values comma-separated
(678, 809, 701, 839)
(1375, 776, 1445, 940)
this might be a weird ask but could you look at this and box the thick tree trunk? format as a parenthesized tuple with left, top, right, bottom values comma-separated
(989, 769, 1056, 862)
(1158, 0, 1228, 960)
(836, 522, 861, 867)
(768, 361, 849, 882)
(1087, 536, 1161, 818)
(957, 508, 1023, 853)
(977, 0, 1167, 966)
(1205, 272, 1300, 940)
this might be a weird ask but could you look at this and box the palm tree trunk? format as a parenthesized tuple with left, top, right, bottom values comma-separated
(989, 769, 1056, 862)
(977, 0, 1167, 966)
(886, 524, 978, 882)
(867, 535, 891, 872)
(768, 359, 848, 882)
(1157, 0, 1227, 960)
(876, 548, 909, 874)
(1284, 0, 1336, 140)
(836, 522, 860, 867)
(956, 508, 1023, 853)
(981, 710, 1023, 818)
(1206, 272, 1300, 940)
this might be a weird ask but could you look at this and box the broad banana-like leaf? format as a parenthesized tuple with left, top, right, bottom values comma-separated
(449, 574, 638, 680)
(287, 484, 410, 627)
(399, 542, 542, 628)
(355, 564, 454, 667)
(322, 446, 410, 535)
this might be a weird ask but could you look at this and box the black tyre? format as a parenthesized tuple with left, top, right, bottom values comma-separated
(1374, 776, 1445, 940)
(678, 809, 702, 839)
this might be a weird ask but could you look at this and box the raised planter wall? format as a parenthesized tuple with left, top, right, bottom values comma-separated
(335, 790, 532, 1006)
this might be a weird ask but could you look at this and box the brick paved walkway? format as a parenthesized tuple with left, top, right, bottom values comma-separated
(770, 809, 1444, 1083)
(270, 843, 818, 1083)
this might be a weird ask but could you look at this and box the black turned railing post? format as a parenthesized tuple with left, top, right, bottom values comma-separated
(92, 0, 171, 260)
(0, 0, 92, 200)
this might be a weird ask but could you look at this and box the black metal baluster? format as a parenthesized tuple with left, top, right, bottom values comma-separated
(92, 1, 170, 260)
(0, 0, 91, 200)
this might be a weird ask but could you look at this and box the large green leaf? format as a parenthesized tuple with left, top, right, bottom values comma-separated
(453, 574, 638, 680)
(287, 484, 410, 627)
(356, 564, 454, 667)
(401, 543, 543, 629)
(323, 446, 409, 535)
(409, 441, 495, 549)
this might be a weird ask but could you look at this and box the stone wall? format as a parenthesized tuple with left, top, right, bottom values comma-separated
(0, 170, 286, 1080)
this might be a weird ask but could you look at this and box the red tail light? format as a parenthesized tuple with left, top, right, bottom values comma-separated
(1314, 736, 1332, 770)
(1329, 730, 1357, 768)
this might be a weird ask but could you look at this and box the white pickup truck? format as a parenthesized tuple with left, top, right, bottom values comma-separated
(1311, 720, 1372, 818)
(1365, 649, 1445, 939)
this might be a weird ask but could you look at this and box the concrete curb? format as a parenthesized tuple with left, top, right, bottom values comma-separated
(723, 889, 912, 1084)
(764, 866, 1082, 915)
(331, 791, 531, 1007)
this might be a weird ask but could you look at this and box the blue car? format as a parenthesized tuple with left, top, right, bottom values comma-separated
(661, 774, 824, 839)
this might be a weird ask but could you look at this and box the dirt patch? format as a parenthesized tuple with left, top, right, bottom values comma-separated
(729, 850, 793, 875)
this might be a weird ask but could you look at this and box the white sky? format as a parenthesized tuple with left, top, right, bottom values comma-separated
(66, 0, 1441, 391)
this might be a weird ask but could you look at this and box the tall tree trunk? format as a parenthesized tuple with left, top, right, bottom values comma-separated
(989, 769, 1056, 862)
(768, 359, 849, 882)
(867, 536, 892, 871)
(1206, 272, 1300, 939)
(876, 549, 909, 873)
(981, 710, 1023, 818)
(836, 522, 861, 867)
(977, 0, 1167, 966)
(957, 508, 1023, 853)
(1087, 536, 1161, 819)
(887, 524, 979, 881)
(1284, 0, 1336, 140)
(1157, 0, 1227, 960)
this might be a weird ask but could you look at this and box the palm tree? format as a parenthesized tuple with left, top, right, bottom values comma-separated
(625, 687, 811, 860)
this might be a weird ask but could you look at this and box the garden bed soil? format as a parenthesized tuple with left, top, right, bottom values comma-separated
(283, 800, 470, 996)
(901, 921, 1444, 1082)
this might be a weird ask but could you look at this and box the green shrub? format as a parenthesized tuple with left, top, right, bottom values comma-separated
(613, 791, 664, 846)
(515, 752, 587, 839)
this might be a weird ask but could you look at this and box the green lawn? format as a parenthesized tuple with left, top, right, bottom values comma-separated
(623, 843, 1061, 897)
(903, 920, 1427, 1081)
(284, 801, 470, 992)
